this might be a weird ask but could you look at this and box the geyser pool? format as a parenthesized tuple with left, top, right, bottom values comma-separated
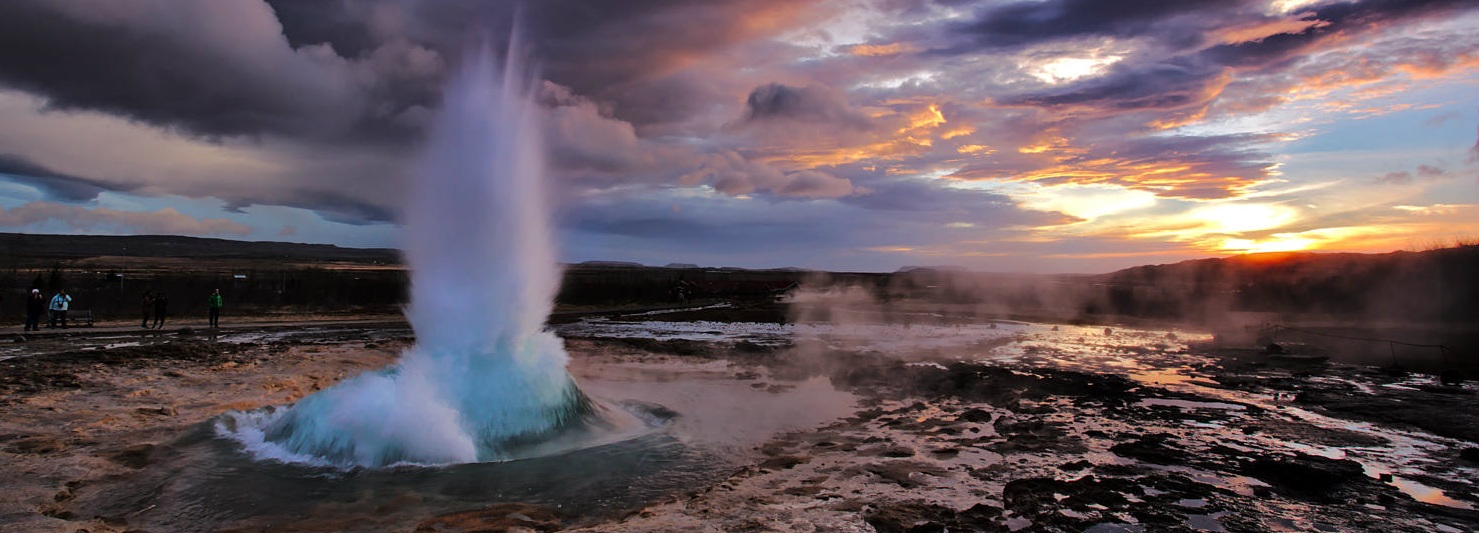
(221, 43, 600, 467)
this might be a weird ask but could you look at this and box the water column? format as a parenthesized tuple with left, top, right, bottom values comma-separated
(256, 41, 592, 467)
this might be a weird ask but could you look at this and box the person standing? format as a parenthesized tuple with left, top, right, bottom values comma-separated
(24, 289, 44, 331)
(48, 289, 71, 329)
(207, 289, 223, 328)
(151, 292, 168, 329)
(140, 291, 154, 328)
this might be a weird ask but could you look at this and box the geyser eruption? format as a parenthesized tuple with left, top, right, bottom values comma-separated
(252, 42, 592, 467)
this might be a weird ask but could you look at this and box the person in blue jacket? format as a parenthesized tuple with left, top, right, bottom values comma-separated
(48, 289, 72, 329)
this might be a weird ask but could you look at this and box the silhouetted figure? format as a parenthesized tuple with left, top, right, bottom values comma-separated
(48, 289, 71, 329)
(24, 289, 44, 331)
(140, 291, 154, 328)
(207, 289, 223, 328)
(671, 277, 693, 303)
(152, 293, 169, 329)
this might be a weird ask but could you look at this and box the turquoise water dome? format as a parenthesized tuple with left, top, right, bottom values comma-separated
(254, 41, 594, 467)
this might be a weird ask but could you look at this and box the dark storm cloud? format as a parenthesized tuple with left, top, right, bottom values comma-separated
(1202, 0, 1476, 68)
(214, 187, 397, 226)
(971, 0, 1477, 114)
(1005, 57, 1223, 111)
(0, 0, 812, 155)
(740, 83, 873, 130)
(303, 0, 817, 131)
(0, 0, 818, 229)
(949, 0, 1473, 54)
(264, 0, 382, 57)
(0, 1, 385, 141)
(0, 155, 114, 202)
(954, 0, 1241, 49)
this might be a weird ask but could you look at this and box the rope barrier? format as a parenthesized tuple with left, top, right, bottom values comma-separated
(1266, 323, 1453, 356)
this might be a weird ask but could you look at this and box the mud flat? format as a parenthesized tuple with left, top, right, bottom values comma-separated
(2, 319, 1477, 532)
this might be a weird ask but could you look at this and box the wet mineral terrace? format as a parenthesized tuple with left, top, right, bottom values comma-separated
(2, 311, 1476, 532)
(555, 312, 1479, 532)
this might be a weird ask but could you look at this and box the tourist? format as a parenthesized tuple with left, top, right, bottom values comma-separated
(140, 291, 154, 328)
(207, 289, 223, 328)
(24, 289, 44, 331)
(152, 292, 168, 329)
(48, 289, 71, 329)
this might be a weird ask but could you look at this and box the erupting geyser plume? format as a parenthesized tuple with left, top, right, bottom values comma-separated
(245, 41, 592, 467)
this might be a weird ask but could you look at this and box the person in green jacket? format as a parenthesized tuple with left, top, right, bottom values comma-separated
(207, 289, 223, 328)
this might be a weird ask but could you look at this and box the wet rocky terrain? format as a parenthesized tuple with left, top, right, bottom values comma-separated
(0, 312, 1476, 532)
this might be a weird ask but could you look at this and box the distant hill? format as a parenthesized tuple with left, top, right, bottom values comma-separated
(1097, 245, 1479, 323)
(574, 260, 646, 268)
(0, 233, 399, 266)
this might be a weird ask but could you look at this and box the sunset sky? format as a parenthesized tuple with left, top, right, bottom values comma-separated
(0, 0, 1475, 273)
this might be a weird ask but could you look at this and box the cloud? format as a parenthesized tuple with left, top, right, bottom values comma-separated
(951, 130, 1279, 200)
(540, 81, 694, 182)
(0, 201, 251, 236)
(1374, 163, 1449, 185)
(680, 151, 860, 199)
(739, 83, 873, 130)
(561, 180, 1071, 271)
(1377, 171, 1415, 185)
(0, 154, 113, 201)
(0, 0, 1474, 270)
(0, 1, 384, 141)
(0, 88, 409, 225)
(1423, 110, 1462, 128)
(1472, 107, 1479, 163)
(1003, 56, 1229, 113)
(951, 0, 1243, 50)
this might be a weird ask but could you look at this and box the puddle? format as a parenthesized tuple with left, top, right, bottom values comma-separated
(1388, 476, 1476, 510)
(1137, 398, 1246, 411)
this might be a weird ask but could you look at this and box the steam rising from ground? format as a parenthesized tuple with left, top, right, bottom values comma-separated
(221, 42, 593, 467)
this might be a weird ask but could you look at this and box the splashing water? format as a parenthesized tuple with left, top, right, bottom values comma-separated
(229, 42, 594, 467)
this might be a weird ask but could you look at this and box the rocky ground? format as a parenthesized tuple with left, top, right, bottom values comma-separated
(1, 319, 1476, 532)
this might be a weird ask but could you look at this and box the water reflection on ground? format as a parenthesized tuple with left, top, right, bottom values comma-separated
(557, 315, 1479, 517)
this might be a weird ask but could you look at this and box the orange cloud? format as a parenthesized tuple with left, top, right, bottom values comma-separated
(848, 42, 916, 57)
(753, 102, 952, 170)
(999, 158, 1264, 200)
(1215, 16, 1329, 45)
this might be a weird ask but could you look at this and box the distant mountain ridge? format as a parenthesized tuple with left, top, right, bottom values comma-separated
(0, 232, 400, 265)
(1096, 245, 1479, 323)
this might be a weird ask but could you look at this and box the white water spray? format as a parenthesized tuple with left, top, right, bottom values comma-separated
(242, 42, 592, 467)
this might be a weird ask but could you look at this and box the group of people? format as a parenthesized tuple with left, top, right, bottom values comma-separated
(140, 291, 168, 329)
(15, 288, 224, 331)
(138, 289, 223, 329)
(20, 289, 73, 331)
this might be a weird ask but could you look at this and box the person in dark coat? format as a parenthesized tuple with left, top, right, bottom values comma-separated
(152, 293, 169, 329)
(140, 291, 154, 328)
(24, 289, 45, 332)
